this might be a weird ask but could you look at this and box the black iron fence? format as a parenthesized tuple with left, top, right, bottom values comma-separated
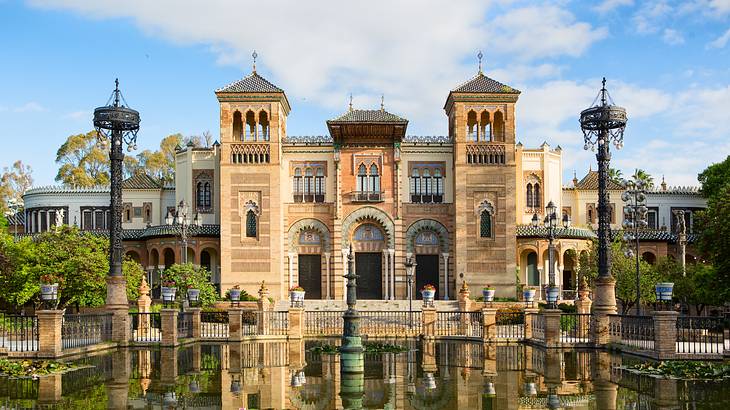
(496, 309, 525, 340)
(129, 312, 162, 343)
(62, 313, 112, 350)
(560, 313, 592, 344)
(676, 316, 725, 355)
(614, 315, 655, 351)
(0, 313, 38, 352)
(436, 311, 483, 338)
(201, 310, 228, 339)
(177, 312, 193, 339)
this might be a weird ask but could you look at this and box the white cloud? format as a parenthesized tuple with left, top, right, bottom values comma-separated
(708, 27, 730, 48)
(709, 0, 730, 15)
(594, 0, 634, 13)
(13, 102, 45, 112)
(662, 28, 685, 45)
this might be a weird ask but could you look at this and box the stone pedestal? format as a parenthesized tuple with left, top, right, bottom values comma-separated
(228, 308, 243, 341)
(543, 309, 562, 348)
(107, 275, 130, 345)
(36, 309, 64, 358)
(591, 276, 617, 346)
(523, 307, 539, 340)
(653, 311, 679, 360)
(258, 281, 273, 311)
(458, 281, 472, 312)
(188, 307, 202, 339)
(421, 307, 436, 339)
(288, 308, 304, 339)
(482, 307, 498, 342)
(160, 308, 178, 347)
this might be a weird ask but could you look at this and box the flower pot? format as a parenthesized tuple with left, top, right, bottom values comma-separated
(484, 382, 496, 397)
(424, 373, 437, 390)
(161, 287, 177, 302)
(187, 288, 200, 302)
(523, 288, 536, 303)
(230, 289, 242, 301)
(290, 290, 305, 306)
(546, 286, 560, 304)
(482, 289, 496, 302)
(421, 289, 436, 307)
(655, 282, 674, 302)
(524, 382, 537, 396)
(40, 283, 58, 301)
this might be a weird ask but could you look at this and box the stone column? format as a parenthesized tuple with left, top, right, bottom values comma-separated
(482, 307, 497, 342)
(36, 309, 64, 358)
(388, 249, 396, 300)
(442, 253, 449, 300)
(325, 253, 331, 299)
(653, 311, 679, 360)
(543, 309, 562, 348)
(288, 307, 304, 339)
(137, 276, 152, 339)
(523, 307, 539, 340)
(228, 308, 243, 342)
(422, 307, 436, 339)
(591, 276, 617, 346)
(189, 307, 202, 339)
(160, 308, 178, 347)
(288, 252, 296, 289)
(592, 351, 618, 410)
(382, 249, 390, 300)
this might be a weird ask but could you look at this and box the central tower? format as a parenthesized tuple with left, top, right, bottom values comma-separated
(444, 59, 519, 296)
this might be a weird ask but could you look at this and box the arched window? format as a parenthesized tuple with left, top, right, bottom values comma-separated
(293, 168, 302, 202)
(480, 111, 491, 142)
(369, 164, 380, 193)
(195, 173, 213, 212)
(233, 111, 243, 141)
(357, 164, 368, 192)
(204, 182, 211, 207)
(258, 111, 269, 141)
(304, 168, 314, 201)
(245, 210, 257, 238)
(354, 224, 384, 241)
(493, 111, 505, 141)
(533, 183, 541, 209)
(315, 168, 325, 202)
(245, 111, 256, 141)
(434, 169, 443, 201)
(197, 181, 204, 207)
(466, 110, 478, 142)
(480, 210, 492, 238)
(526, 183, 534, 208)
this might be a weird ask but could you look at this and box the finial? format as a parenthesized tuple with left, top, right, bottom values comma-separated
(252, 50, 258, 73)
(572, 170, 578, 186)
(477, 50, 483, 74)
(348, 93, 353, 112)
(113, 78, 120, 107)
(380, 94, 384, 111)
(600, 77, 607, 106)
(661, 175, 667, 191)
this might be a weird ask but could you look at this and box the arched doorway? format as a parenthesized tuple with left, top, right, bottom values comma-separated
(163, 248, 175, 269)
(406, 219, 450, 300)
(526, 252, 539, 287)
(201, 248, 220, 294)
(352, 223, 385, 300)
(298, 230, 323, 299)
(563, 249, 576, 295)
(288, 218, 331, 300)
(125, 250, 141, 264)
(642, 252, 656, 265)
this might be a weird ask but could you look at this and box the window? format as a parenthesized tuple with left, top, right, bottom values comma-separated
(293, 168, 302, 202)
(369, 164, 380, 192)
(526, 184, 533, 208)
(133, 207, 142, 218)
(410, 169, 420, 202)
(83, 211, 92, 230)
(315, 168, 325, 202)
(95, 211, 105, 230)
(304, 168, 314, 202)
(434, 169, 443, 201)
(357, 164, 368, 192)
(466, 110, 478, 141)
(533, 183, 541, 208)
(480, 210, 492, 238)
(292, 165, 325, 203)
(195, 173, 213, 212)
(233, 111, 243, 141)
(245, 210, 257, 238)
(258, 111, 269, 141)
(410, 165, 444, 203)
(245, 111, 256, 141)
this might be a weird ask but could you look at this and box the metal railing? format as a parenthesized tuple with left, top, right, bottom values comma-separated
(201, 310, 228, 339)
(0, 313, 38, 352)
(495, 309, 525, 340)
(350, 191, 384, 202)
(436, 311, 483, 338)
(615, 315, 655, 351)
(360, 311, 421, 337)
(531, 314, 545, 341)
(559, 313, 592, 344)
(305, 311, 344, 336)
(129, 312, 162, 343)
(177, 312, 193, 339)
(676, 316, 725, 355)
(62, 313, 112, 350)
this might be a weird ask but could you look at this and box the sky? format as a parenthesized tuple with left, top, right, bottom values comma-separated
(1, 0, 729, 187)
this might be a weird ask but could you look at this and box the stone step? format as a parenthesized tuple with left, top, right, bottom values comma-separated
(274, 299, 460, 311)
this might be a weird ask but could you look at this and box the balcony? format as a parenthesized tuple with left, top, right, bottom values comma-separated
(350, 191, 384, 203)
(411, 194, 443, 204)
(292, 193, 325, 203)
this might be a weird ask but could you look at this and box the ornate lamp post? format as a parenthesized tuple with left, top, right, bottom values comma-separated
(532, 201, 570, 308)
(580, 78, 627, 343)
(404, 256, 417, 328)
(165, 200, 201, 264)
(621, 174, 648, 315)
(94, 79, 140, 307)
(341, 244, 363, 373)
(4, 197, 22, 239)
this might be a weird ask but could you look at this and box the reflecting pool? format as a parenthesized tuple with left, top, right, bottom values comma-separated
(1, 340, 729, 409)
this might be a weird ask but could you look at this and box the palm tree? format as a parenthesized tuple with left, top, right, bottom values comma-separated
(634, 169, 654, 188)
(608, 168, 623, 184)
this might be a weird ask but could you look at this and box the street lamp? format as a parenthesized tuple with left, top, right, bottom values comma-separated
(94, 79, 140, 305)
(4, 197, 22, 239)
(166, 200, 202, 265)
(404, 256, 417, 328)
(621, 173, 648, 315)
(531, 201, 570, 308)
(579, 78, 627, 323)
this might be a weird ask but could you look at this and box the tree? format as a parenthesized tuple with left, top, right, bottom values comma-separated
(202, 130, 213, 148)
(697, 155, 730, 200)
(136, 133, 184, 183)
(0, 161, 33, 214)
(695, 184, 730, 301)
(55, 131, 110, 187)
(633, 169, 654, 188)
(161, 263, 217, 307)
(608, 168, 623, 184)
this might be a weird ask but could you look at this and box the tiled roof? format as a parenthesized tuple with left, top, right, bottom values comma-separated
(647, 186, 701, 195)
(216, 72, 283, 93)
(283, 135, 333, 144)
(122, 173, 161, 190)
(573, 171, 624, 190)
(329, 109, 407, 123)
(609, 229, 697, 244)
(451, 73, 520, 94)
(24, 186, 109, 195)
(16, 224, 220, 241)
(516, 225, 597, 239)
(5, 212, 24, 226)
(403, 135, 452, 144)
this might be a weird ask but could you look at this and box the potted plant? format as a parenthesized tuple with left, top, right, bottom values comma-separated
(655, 282, 674, 302)
(523, 287, 536, 303)
(289, 285, 305, 307)
(424, 372, 437, 390)
(161, 279, 177, 303)
(39, 274, 60, 301)
(187, 284, 200, 304)
(421, 284, 436, 306)
(482, 285, 496, 302)
(546, 284, 560, 305)
(230, 285, 242, 302)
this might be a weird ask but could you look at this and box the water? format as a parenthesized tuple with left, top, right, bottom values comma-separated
(1, 340, 728, 409)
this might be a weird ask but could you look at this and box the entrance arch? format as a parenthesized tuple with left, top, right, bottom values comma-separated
(525, 251, 539, 286)
(288, 219, 331, 299)
(406, 219, 450, 300)
(352, 223, 386, 300)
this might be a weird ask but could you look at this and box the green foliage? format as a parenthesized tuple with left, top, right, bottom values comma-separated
(161, 263, 217, 306)
(626, 361, 730, 380)
(696, 185, 730, 301)
(697, 155, 730, 200)
(123, 257, 145, 301)
(55, 131, 110, 187)
(307, 341, 408, 355)
(560, 315, 577, 332)
(0, 358, 75, 377)
(659, 258, 721, 315)
(0, 160, 33, 215)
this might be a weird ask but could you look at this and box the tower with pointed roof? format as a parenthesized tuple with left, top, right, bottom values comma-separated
(444, 52, 520, 292)
(215, 52, 291, 297)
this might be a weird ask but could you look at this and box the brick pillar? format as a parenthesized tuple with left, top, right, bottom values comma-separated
(107, 349, 130, 410)
(654, 378, 678, 409)
(653, 311, 678, 360)
(523, 307, 539, 340)
(422, 307, 436, 339)
(288, 338, 306, 370)
(37, 373, 62, 405)
(159, 347, 178, 386)
(228, 308, 243, 341)
(591, 351, 618, 410)
(288, 307, 304, 339)
(543, 309, 562, 348)
(188, 307, 202, 339)
(160, 309, 178, 347)
(482, 343, 497, 375)
(591, 276, 617, 346)
(107, 275, 130, 345)
(482, 307, 497, 342)
(36, 309, 64, 358)
(192, 343, 202, 373)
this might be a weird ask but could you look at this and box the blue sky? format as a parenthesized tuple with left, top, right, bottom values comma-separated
(1, 0, 729, 187)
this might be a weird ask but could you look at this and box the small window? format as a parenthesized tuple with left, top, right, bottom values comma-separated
(480, 210, 492, 238)
(245, 210, 257, 238)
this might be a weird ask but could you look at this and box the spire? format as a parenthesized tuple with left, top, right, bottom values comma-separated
(661, 175, 667, 191)
(113, 78, 120, 107)
(573, 170, 578, 187)
(477, 50, 483, 74)
(600, 77, 607, 106)
(380, 94, 384, 111)
(252, 50, 258, 73)
(348, 93, 353, 112)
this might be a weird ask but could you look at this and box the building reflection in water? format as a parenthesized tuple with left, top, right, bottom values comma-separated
(4, 339, 730, 409)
